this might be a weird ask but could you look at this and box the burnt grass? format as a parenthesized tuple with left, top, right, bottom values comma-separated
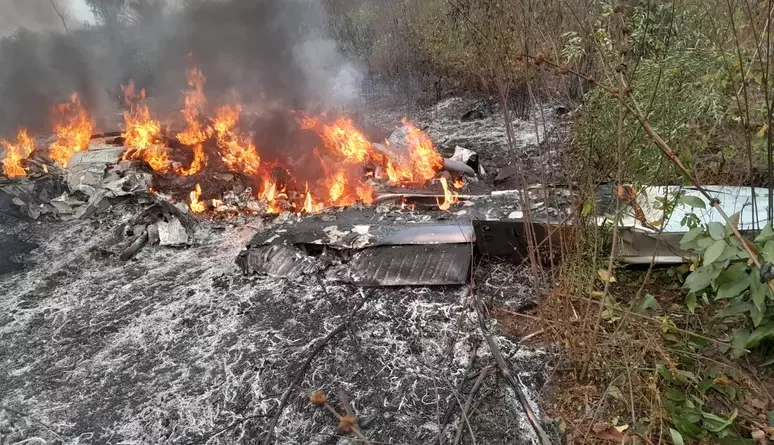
(0, 199, 549, 444)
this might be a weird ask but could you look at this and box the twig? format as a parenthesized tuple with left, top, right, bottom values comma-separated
(580, 296, 748, 352)
(521, 329, 545, 342)
(452, 366, 495, 445)
(262, 291, 371, 445)
(321, 400, 372, 444)
(48, 0, 69, 34)
(435, 343, 479, 444)
(0, 405, 65, 442)
(440, 373, 477, 445)
(472, 293, 555, 445)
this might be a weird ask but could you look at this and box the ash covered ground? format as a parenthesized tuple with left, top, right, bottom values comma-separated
(0, 207, 549, 445)
(0, 96, 560, 444)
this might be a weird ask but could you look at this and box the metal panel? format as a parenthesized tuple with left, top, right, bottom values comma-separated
(236, 245, 317, 279)
(342, 244, 471, 286)
(251, 223, 474, 249)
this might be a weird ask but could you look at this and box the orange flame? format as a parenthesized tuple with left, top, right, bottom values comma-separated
(1, 129, 35, 178)
(303, 182, 324, 213)
(189, 183, 205, 213)
(385, 119, 444, 184)
(436, 177, 459, 211)
(177, 67, 211, 147)
(211, 105, 261, 174)
(49, 93, 94, 167)
(176, 143, 205, 176)
(121, 81, 169, 171)
(318, 117, 375, 164)
(260, 178, 286, 213)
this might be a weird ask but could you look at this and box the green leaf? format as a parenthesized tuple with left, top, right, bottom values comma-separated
(680, 227, 705, 245)
(715, 245, 747, 263)
(704, 239, 727, 264)
(746, 323, 774, 348)
(750, 305, 764, 327)
(683, 267, 713, 293)
(679, 195, 706, 209)
(637, 294, 662, 313)
(717, 301, 754, 317)
(768, 411, 774, 427)
(750, 268, 769, 311)
(731, 329, 750, 357)
(669, 428, 684, 445)
(657, 363, 675, 382)
(755, 223, 774, 243)
(697, 236, 716, 250)
(665, 389, 687, 402)
(702, 409, 736, 432)
(581, 199, 593, 217)
(716, 277, 750, 299)
(763, 240, 774, 263)
(673, 415, 705, 438)
(685, 292, 697, 313)
(709, 222, 726, 240)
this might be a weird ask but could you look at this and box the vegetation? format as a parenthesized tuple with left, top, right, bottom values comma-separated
(3, 0, 774, 442)
(324, 0, 774, 443)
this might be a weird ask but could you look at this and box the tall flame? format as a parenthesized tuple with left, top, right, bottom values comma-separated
(49, 93, 94, 167)
(436, 177, 459, 211)
(176, 143, 205, 176)
(211, 105, 261, 174)
(121, 81, 169, 172)
(1, 129, 35, 178)
(189, 183, 205, 213)
(385, 119, 444, 184)
(177, 67, 211, 146)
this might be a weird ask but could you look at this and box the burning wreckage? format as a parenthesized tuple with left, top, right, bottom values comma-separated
(0, 67, 563, 444)
(0, 66, 758, 444)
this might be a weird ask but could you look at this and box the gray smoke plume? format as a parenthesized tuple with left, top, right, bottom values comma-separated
(0, 0, 364, 137)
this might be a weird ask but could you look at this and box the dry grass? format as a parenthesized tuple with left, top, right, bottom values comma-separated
(491, 260, 774, 444)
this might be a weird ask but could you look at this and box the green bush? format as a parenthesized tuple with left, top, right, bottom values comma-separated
(570, 50, 734, 185)
(679, 212, 774, 360)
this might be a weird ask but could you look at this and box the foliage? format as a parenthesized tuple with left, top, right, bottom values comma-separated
(570, 50, 734, 184)
(679, 209, 774, 358)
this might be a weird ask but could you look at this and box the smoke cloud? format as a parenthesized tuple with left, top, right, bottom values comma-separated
(0, 0, 364, 137)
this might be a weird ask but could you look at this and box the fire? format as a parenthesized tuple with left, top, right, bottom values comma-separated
(121, 81, 169, 171)
(211, 105, 261, 174)
(176, 143, 205, 176)
(303, 182, 324, 213)
(437, 177, 459, 211)
(189, 183, 206, 213)
(383, 119, 444, 184)
(260, 178, 286, 213)
(177, 67, 211, 147)
(1, 129, 35, 178)
(317, 117, 374, 164)
(49, 93, 94, 167)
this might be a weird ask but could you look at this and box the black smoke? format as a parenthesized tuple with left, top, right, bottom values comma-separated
(0, 0, 363, 137)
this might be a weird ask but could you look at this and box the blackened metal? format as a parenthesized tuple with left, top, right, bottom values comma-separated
(250, 222, 474, 249)
(473, 220, 563, 263)
(338, 244, 471, 286)
(236, 244, 322, 279)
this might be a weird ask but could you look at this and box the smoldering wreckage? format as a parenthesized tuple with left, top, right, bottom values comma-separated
(0, 67, 756, 444)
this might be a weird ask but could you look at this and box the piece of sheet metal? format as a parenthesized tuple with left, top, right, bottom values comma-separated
(236, 244, 320, 279)
(252, 222, 474, 249)
(334, 244, 471, 286)
(239, 243, 471, 286)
